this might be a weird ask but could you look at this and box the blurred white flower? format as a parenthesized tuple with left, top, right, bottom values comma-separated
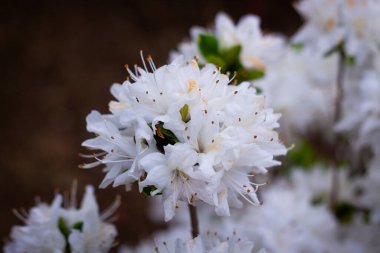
(293, 0, 380, 64)
(147, 165, 373, 253)
(354, 156, 380, 224)
(290, 166, 355, 203)
(82, 55, 286, 220)
(256, 46, 337, 141)
(171, 12, 284, 80)
(4, 185, 118, 253)
(118, 227, 263, 253)
(235, 180, 338, 253)
(336, 54, 380, 156)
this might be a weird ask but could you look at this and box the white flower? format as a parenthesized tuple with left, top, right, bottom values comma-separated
(256, 46, 337, 141)
(293, 0, 380, 64)
(354, 156, 380, 224)
(171, 12, 284, 75)
(236, 180, 338, 253)
(118, 228, 263, 253)
(336, 53, 380, 157)
(139, 143, 211, 221)
(225, 168, 365, 253)
(4, 185, 118, 253)
(290, 166, 355, 203)
(82, 54, 286, 220)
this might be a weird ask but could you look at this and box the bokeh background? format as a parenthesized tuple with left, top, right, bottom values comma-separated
(0, 0, 301, 247)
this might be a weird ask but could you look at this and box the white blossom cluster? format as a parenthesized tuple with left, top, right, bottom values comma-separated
(82, 55, 287, 221)
(293, 0, 380, 64)
(4, 185, 118, 253)
(337, 54, 380, 158)
(149, 166, 380, 253)
(119, 227, 266, 253)
(6, 2, 380, 252)
(256, 47, 337, 140)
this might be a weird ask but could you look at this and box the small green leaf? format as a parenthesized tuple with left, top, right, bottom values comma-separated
(220, 45, 241, 65)
(334, 201, 356, 224)
(58, 217, 70, 240)
(143, 185, 158, 196)
(288, 140, 318, 168)
(153, 123, 179, 153)
(72, 221, 84, 232)
(324, 42, 343, 57)
(198, 34, 219, 58)
(345, 55, 355, 65)
(205, 55, 227, 71)
(180, 104, 190, 123)
(311, 195, 326, 205)
(363, 209, 371, 224)
(239, 68, 265, 82)
(291, 43, 304, 52)
(255, 86, 263, 94)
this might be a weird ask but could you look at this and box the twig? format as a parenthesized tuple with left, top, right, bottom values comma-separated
(188, 204, 199, 238)
(329, 51, 346, 209)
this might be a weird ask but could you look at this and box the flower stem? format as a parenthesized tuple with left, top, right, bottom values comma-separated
(330, 52, 346, 209)
(188, 204, 199, 238)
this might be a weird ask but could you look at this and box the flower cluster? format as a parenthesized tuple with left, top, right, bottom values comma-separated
(151, 166, 378, 253)
(171, 12, 284, 83)
(337, 54, 380, 157)
(255, 46, 337, 139)
(4, 185, 119, 253)
(81, 55, 287, 221)
(119, 227, 266, 253)
(293, 0, 380, 64)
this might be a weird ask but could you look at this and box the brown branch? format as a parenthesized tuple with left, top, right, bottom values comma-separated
(188, 204, 199, 238)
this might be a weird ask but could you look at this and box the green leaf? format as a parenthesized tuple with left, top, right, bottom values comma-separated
(205, 55, 227, 71)
(180, 104, 190, 123)
(220, 45, 241, 65)
(255, 86, 263, 94)
(72, 221, 84, 232)
(58, 217, 70, 240)
(238, 68, 265, 82)
(345, 55, 355, 65)
(143, 185, 158, 196)
(291, 43, 304, 52)
(363, 209, 371, 224)
(334, 201, 356, 224)
(198, 34, 219, 58)
(153, 123, 179, 153)
(287, 140, 318, 168)
(311, 195, 326, 205)
(324, 42, 343, 57)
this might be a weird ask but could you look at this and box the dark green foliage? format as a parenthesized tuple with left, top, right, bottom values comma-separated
(143, 185, 160, 196)
(150, 123, 179, 153)
(287, 140, 319, 168)
(334, 201, 356, 224)
(198, 34, 219, 57)
(72, 221, 84, 232)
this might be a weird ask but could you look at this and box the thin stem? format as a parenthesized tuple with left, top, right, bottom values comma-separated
(334, 52, 345, 124)
(188, 204, 199, 238)
(330, 52, 346, 209)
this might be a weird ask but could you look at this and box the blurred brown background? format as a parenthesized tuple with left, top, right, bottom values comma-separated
(0, 0, 300, 248)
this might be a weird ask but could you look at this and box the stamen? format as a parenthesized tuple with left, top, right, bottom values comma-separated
(101, 195, 121, 220)
(70, 179, 78, 208)
(140, 50, 148, 72)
